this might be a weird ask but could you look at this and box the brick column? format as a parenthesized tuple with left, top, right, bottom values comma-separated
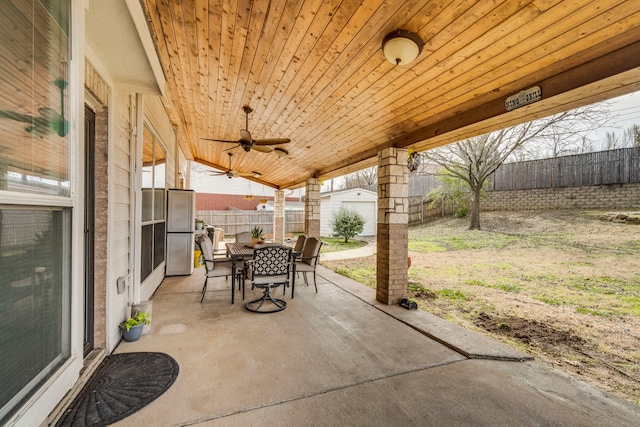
(273, 189, 285, 243)
(93, 107, 109, 348)
(377, 147, 408, 305)
(305, 178, 321, 238)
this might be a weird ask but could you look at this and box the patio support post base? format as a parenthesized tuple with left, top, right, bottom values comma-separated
(376, 147, 409, 305)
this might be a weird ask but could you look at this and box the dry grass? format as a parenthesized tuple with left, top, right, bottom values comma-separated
(321, 210, 640, 406)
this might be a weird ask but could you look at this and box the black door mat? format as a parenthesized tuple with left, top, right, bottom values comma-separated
(55, 352, 179, 427)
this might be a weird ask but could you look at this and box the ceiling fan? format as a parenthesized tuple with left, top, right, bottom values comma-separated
(210, 152, 261, 179)
(201, 105, 290, 153)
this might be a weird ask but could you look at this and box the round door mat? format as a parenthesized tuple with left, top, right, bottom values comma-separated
(56, 352, 179, 427)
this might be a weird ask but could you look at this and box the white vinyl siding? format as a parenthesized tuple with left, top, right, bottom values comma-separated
(320, 189, 377, 237)
(341, 201, 376, 236)
(108, 90, 135, 350)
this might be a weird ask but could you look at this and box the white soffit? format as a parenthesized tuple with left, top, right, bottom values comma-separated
(85, 0, 165, 95)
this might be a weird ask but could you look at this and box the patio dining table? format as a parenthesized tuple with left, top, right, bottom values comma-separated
(225, 242, 299, 304)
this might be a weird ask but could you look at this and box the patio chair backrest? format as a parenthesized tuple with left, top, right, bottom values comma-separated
(293, 235, 307, 253)
(236, 231, 252, 243)
(300, 237, 322, 266)
(252, 245, 292, 277)
(197, 236, 216, 270)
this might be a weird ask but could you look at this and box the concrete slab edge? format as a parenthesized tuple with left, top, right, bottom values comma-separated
(316, 266, 533, 362)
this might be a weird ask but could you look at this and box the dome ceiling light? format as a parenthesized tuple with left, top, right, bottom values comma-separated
(382, 29, 424, 66)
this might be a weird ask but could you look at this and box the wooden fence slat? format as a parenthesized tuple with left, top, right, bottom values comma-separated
(195, 210, 305, 236)
(485, 147, 640, 192)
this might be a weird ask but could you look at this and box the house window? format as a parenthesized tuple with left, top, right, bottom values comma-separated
(141, 125, 166, 282)
(0, 208, 71, 422)
(0, 1, 72, 422)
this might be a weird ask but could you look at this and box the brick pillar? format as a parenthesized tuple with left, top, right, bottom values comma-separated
(376, 147, 408, 305)
(93, 106, 109, 348)
(273, 189, 285, 243)
(305, 178, 321, 238)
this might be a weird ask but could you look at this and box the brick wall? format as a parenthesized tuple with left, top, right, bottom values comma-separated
(483, 183, 640, 211)
(196, 193, 300, 210)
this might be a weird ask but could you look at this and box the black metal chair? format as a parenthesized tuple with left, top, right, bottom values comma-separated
(245, 245, 292, 313)
(295, 237, 323, 292)
(197, 236, 243, 303)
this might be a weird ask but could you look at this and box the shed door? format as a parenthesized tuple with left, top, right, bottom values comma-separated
(342, 201, 376, 236)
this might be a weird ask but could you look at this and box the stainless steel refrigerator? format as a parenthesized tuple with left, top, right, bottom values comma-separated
(166, 189, 195, 275)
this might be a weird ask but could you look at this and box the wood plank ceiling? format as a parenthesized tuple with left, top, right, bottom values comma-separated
(141, 0, 640, 189)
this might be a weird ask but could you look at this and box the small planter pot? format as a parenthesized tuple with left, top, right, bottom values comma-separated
(120, 323, 145, 342)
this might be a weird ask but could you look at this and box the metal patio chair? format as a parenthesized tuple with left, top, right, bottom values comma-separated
(235, 231, 252, 243)
(295, 237, 323, 292)
(245, 245, 292, 313)
(293, 235, 307, 253)
(197, 236, 243, 303)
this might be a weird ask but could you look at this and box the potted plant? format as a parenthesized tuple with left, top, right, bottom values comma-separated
(195, 218, 205, 230)
(119, 311, 151, 342)
(251, 226, 264, 244)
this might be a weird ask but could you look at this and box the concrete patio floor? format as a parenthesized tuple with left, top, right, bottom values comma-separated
(111, 264, 640, 426)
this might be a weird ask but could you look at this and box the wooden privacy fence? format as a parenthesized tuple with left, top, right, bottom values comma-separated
(406, 147, 640, 196)
(489, 147, 640, 191)
(195, 210, 304, 236)
(409, 198, 455, 225)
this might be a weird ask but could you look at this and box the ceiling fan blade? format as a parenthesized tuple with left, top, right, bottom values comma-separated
(223, 144, 242, 151)
(252, 145, 273, 153)
(254, 138, 290, 145)
(234, 169, 261, 177)
(209, 172, 227, 176)
(201, 138, 239, 143)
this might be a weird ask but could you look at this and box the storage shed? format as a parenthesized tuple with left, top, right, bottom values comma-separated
(320, 188, 377, 237)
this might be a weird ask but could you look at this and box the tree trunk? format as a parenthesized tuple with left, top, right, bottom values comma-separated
(469, 188, 481, 230)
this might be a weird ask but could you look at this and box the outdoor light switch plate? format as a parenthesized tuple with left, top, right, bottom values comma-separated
(117, 276, 127, 294)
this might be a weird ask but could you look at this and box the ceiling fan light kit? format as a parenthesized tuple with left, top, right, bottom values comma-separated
(274, 147, 288, 157)
(382, 29, 424, 66)
(201, 105, 290, 154)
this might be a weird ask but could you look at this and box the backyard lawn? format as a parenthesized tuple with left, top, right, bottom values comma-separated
(321, 210, 640, 407)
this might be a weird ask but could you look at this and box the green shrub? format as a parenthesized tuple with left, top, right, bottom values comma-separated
(331, 207, 365, 243)
(455, 206, 468, 218)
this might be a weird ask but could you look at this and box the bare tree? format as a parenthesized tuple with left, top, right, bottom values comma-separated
(603, 131, 623, 150)
(577, 134, 596, 154)
(343, 166, 377, 189)
(622, 124, 640, 148)
(520, 104, 610, 158)
(423, 107, 611, 230)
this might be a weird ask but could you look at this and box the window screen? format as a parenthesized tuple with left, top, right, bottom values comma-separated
(0, 208, 71, 423)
